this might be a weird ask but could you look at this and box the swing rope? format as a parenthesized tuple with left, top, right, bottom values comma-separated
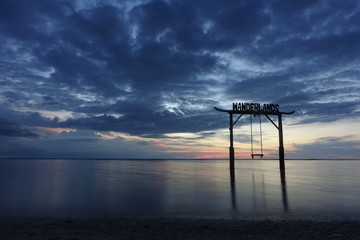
(259, 115, 263, 156)
(250, 114, 254, 157)
(250, 114, 264, 159)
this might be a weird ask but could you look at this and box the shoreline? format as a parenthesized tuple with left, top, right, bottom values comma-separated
(1, 217, 360, 239)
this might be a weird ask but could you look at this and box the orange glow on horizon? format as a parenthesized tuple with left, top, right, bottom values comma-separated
(35, 127, 76, 135)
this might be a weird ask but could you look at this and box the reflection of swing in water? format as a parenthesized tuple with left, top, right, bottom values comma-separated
(250, 114, 264, 159)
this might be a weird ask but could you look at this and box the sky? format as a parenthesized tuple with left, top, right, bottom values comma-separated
(0, 0, 359, 159)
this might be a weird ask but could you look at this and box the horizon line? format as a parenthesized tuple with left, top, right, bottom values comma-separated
(1, 157, 360, 161)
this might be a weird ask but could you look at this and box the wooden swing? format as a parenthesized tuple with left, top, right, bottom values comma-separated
(250, 114, 264, 159)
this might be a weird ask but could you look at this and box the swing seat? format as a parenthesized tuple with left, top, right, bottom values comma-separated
(251, 153, 264, 159)
(250, 114, 264, 160)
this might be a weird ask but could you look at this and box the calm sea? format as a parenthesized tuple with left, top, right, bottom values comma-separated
(0, 159, 359, 219)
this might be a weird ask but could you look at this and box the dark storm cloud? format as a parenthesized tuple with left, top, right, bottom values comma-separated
(0, 118, 38, 137)
(60, 107, 224, 136)
(0, 107, 59, 128)
(0, 0, 359, 138)
(130, 0, 271, 51)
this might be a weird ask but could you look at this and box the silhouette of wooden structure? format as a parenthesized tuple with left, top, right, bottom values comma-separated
(214, 103, 295, 173)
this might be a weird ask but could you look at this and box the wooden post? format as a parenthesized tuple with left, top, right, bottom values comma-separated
(229, 113, 235, 172)
(230, 169, 236, 209)
(214, 105, 294, 177)
(278, 114, 285, 173)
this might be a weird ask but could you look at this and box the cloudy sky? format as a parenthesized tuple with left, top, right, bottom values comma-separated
(0, 0, 359, 159)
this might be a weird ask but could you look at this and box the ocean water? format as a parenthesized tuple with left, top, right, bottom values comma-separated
(0, 159, 359, 219)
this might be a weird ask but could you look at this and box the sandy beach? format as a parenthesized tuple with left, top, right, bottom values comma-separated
(1, 217, 360, 240)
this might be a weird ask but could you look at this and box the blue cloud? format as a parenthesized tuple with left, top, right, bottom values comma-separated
(0, 0, 359, 157)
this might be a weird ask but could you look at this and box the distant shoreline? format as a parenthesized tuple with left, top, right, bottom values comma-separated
(1, 217, 359, 240)
(1, 158, 360, 161)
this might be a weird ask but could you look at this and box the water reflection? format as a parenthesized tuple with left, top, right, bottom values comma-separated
(252, 173, 257, 209)
(229, 164, 290, 215)
(280, 167, 289, 213)
(230, 168, 236, 210)
(2, 159, 360, 219)
(261, 174, 268, 209)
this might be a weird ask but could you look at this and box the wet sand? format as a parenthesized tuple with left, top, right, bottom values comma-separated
(1, 217, 360, 240)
